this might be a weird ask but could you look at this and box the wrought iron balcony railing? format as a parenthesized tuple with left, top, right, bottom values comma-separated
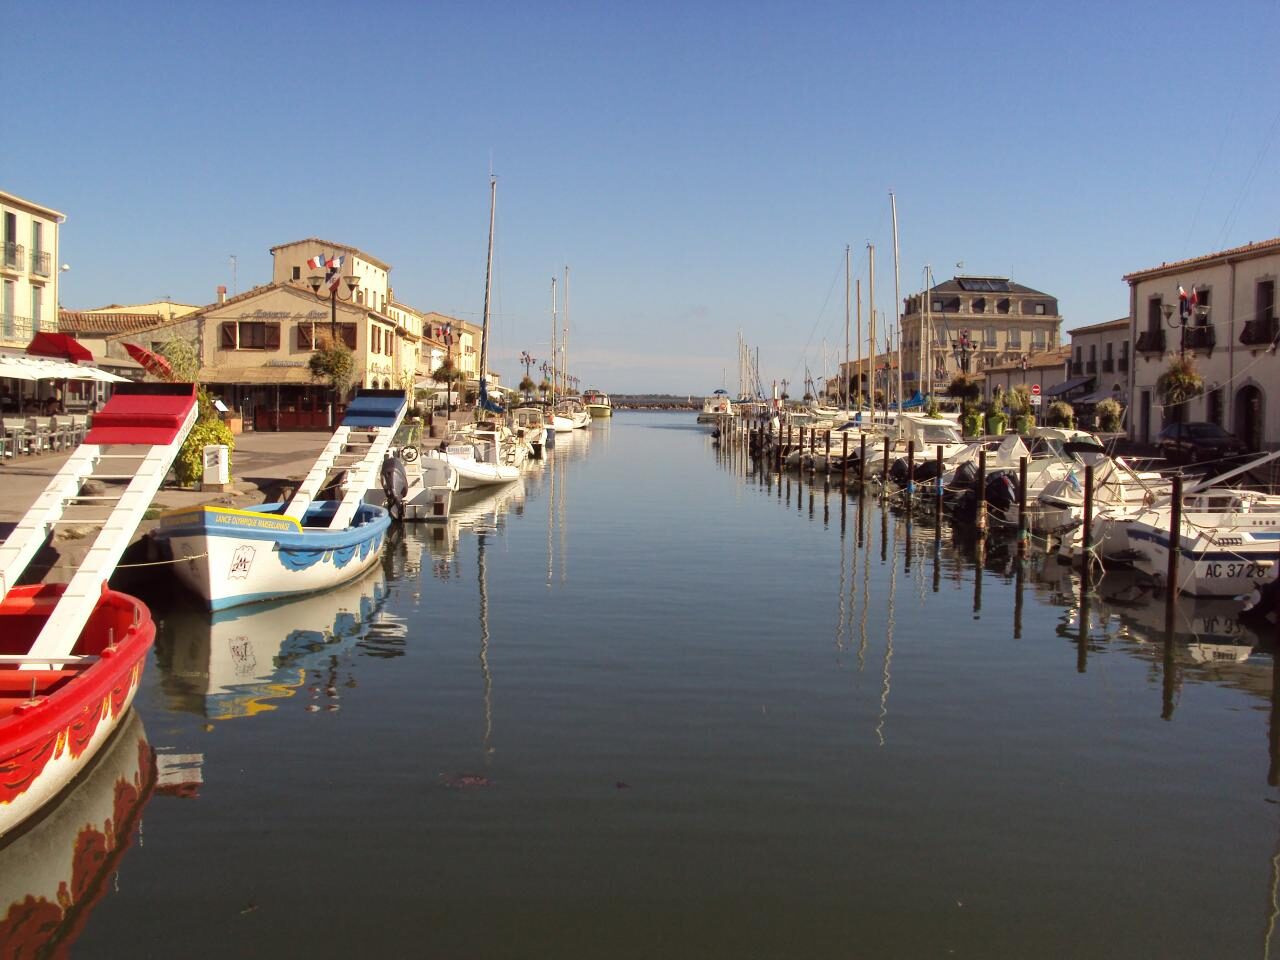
(1185, 325, 1216, 352)
(1101, 358, 1114, 372)
(1135, 329, 1166, 353)
(1, 242, 23, 271)
(1085, 360, 1097, 373)
(1, 313, 34, 345)
(1240, 318, 1277, 347)
(29, 250, 50, 277)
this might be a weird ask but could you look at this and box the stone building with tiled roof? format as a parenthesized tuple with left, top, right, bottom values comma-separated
(1124, 236, 1279, 450)
(900, 276, 1063, 395)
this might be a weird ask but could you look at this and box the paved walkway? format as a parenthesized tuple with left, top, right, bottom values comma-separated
(1, 430, 334, 585)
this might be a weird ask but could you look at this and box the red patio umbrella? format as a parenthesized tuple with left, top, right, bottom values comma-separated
(26, 331, 93, 364)
(124, 343, 174, 381)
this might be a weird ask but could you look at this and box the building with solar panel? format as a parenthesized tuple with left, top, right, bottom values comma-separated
(899, 276, 1063, 397)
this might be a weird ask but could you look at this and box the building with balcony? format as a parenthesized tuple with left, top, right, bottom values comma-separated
(899, 276, 1063, 394)
(96, 239, 479, 430)
(1, 190, 65, 355)
(1124, 237, 1280, 450)
(1063, 317, 1130, 408)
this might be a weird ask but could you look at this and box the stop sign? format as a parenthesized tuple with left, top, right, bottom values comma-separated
(1030, 383, 1041, 396)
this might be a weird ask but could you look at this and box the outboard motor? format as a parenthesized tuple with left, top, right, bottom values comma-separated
(889, 457, 911, 487)
(914, 458, 942, 488)
(948, 460, 978, 495)
(381, 453, 408, 522)
(985, 470, 1018, 518)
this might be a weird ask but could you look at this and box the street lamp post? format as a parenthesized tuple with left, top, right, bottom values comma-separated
(307, 272, 361, 426)
(953, 328, 973, 374)
(307, 272, 362, 344)
(1164, 296, 1210, 359)
(520, 351, 536, 397)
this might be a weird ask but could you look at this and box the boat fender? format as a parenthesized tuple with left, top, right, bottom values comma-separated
(381, 454, 409, 522)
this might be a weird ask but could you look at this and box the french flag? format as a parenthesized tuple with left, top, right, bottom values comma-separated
(325, 254, 345, 291)
(307, 254, 328, 270)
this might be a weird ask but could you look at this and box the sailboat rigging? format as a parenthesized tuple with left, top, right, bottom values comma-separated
(477, 176, 504, 415)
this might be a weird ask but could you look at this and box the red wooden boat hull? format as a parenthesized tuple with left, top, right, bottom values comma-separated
(0, 584, 155, 839)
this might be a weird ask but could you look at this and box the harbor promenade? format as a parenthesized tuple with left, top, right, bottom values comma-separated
(1, 430, 334, 585)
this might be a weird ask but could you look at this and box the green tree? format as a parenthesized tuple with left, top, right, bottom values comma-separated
(945, 374, 982, 405)
(519, 375, 536, 397)
(308, 338, 355, 398)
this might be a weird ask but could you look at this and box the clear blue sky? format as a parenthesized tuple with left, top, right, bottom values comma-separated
(7, 0, 1278, 394)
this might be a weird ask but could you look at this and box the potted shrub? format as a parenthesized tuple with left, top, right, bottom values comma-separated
(1046, 400, 1075, 428)
(1156, 357, 1203, 418)
(962, 404, 984, 437)
(984, 398, 1007, 436)
(1006, 385, 1033, 434)
(1095, 397, 1124, 433)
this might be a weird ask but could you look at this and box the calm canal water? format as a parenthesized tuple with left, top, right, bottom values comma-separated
(16, 412, 1280, 957)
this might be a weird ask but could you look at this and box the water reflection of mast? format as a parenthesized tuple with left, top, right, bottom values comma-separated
(546, 436, 555, 588)
(877, 501, 898, 746)
(558, 439, 567, 583)
(857, 496, 870, 674)
(477, 532, 494, 760)
(835, 493, 848, 653)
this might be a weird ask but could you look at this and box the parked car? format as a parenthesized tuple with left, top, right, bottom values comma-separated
(1156, 421, 1249, 464)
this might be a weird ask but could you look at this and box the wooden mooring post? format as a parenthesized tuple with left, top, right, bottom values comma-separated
(1081, 464, 1095, 581)
(975, 449, 988, 535)
(935, 445, 944, 499)
(1017, 456, 1029, 557)
(859, 434, 867, 487)
(1164, 474, 1183, 631)
(881, 434, 890, 486)
(906, 440, 915, 498)
(841, 433, 848, 486)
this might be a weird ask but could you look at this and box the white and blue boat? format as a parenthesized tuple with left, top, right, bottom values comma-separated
(153, 390, 407, 610)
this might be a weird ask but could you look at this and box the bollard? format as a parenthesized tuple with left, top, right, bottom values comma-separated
(976, 449, 987, 534)
(1082, 464, 1095, 579)
(1165, 474, 1183, 628)
(1017, 456, 1029, 556)
(842, 433, 849, 486)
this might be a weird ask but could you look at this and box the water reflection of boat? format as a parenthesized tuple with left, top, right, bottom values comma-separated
(402, 480, 527, 572)
(154, 567, 389, 721)
(0, 709, 153, 955)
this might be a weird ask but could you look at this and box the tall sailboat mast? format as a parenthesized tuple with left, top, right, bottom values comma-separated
(844, 245, 851, 413)
(855, 278, 862, 413)
(478, 175, 497, 411)
(550, 276, 558, 406)
(867, 242, 876, 423)
(562, 265, 570, 396)
(890, 193, 903, 410)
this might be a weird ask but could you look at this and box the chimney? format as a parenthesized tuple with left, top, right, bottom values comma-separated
(217, 285, 227, 304)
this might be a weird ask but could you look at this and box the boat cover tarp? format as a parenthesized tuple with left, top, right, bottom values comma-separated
(342, 390, 407, 428)
(84, 382, 198, 445)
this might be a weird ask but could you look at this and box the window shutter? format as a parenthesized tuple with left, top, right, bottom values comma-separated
(220, 322, 236, 349)
(299, 326, 312, 350)
(342, 324, 356, 350)
(265, 323, 281, 349)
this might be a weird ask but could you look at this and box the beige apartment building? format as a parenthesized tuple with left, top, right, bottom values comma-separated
(110, 238, 467, 430)
(1, 189, 65, 355)
(900, 276, 1063, 393)
(1125, 237, 1279, 449)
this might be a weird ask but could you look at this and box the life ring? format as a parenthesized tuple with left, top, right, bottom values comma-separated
(400, 444, 419, 463)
